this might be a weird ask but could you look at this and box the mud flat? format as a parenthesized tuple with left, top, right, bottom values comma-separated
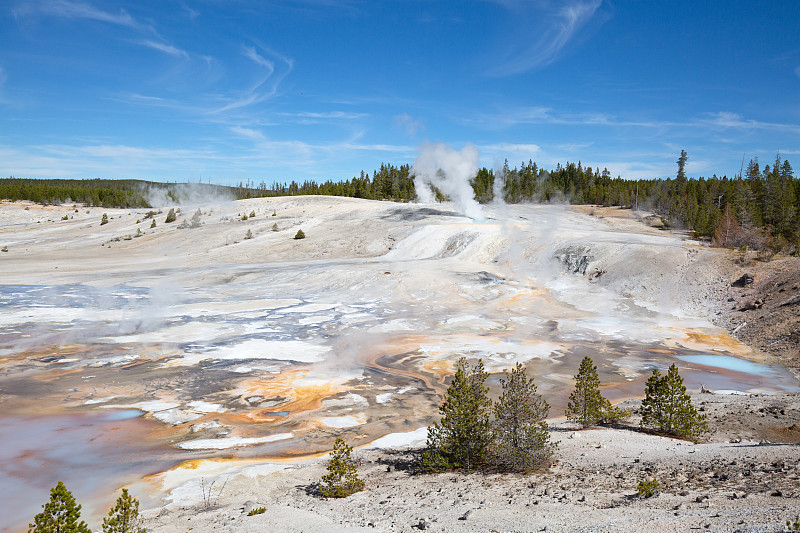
(0, 197, 797, 532)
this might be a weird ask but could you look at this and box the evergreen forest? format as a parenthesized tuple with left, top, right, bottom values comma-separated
(2, 152, 798, 254)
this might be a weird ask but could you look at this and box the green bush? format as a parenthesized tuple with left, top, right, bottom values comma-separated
(247, 507, 266, 516)
(294, 229, 305, 239)
(29, 481, 90, 533)
(249, 210, 255, 218)
(787, 515, 800, 531)
(150, 219, 156, 228)
(100, 213, 109, 225)
(272, 223, 279, 232)
(164, 208, 176, 223)
(491, 362, 554, 472)
(636, 479, 660, 498)
(640, 363, 708, 441)
(320, 438, 365, 498)
(102, 488, 146, 533)
(422, 358, 492, 472)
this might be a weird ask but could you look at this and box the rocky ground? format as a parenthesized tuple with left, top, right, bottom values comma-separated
(712, 255, 800, 378)
(142, 392, 800, 533)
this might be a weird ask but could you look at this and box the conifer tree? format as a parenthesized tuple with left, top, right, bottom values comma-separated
(422, 358, 492, 471)
(294, 229, 305, 239)
(565, 356, 610, 427)
(29, 481, 91, 533)
(320, 438, 364, 498)
(164, 208, 176, 223)
(492, 362, 554, 472)
(102, 489, 146, 533)
(640, 363, 708, 441)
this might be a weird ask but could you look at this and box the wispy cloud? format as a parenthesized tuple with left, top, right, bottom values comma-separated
(283, 111, 367, 119)
(212, 45, 293, 113)
(15, 0, 187, 58)
(489, 0, 603, 76)
(394, 113, 425, 137)
(15, 0, 139, 28)
(140, 40, 189, 58)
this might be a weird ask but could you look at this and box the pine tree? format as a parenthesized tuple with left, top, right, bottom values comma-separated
(29, 481, 91, 533)
(319, 438, 365, 498)
(422, 358, 492, 471)
(164, 208, 176, 223)
(294, 229, 305, 239)
(100, 213, 109, 225)
(676, 150, 688, 184)
(565, 356, 614, 427)
(491, 362, 554, 472)
(102, 489, 146, 533)
(640, 363, 708, 441)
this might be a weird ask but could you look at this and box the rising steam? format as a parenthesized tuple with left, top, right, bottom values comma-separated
(410, 142, 485, 221)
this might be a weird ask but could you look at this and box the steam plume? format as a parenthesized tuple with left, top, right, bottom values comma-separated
(410, 143, 484, 221)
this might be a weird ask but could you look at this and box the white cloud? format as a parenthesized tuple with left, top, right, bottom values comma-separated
(140, 40, 189, 58)
(394, 113, 425, 136)
(490, 0, 603, 76)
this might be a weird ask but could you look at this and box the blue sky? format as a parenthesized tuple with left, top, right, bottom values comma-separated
(1, 0, 799, 184)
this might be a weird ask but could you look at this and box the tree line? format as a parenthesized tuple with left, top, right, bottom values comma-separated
(3, 152, 797, 254)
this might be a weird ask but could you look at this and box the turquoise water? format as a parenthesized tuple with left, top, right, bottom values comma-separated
(676, 354, 792, 380)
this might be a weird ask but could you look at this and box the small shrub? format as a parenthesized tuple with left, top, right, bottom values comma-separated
(320, 438, 365, 498)
(165, 208, 177, 223)
(143, 210, 157, 220)
(272, 223, 279, 232)
(100, 213, 109, 225)
(1, 246, 8, 252)
(247, 507, 266, 516)
(636, 479, 660, 498)
(294, 229, 305, 239)
(29, 481, 90, 533)
(150, 219, 156, 229)
(241, 213, 248, 220)
(249, 210, 255, 218)
(272, 210, 276, 217)
(135, 228, 143, 238)
(61, 215, 68, 220)
(245, 229, 253, 240)
(102, 488, 146, 533)
(640, 363, 708, 441)
(787, 515, 800, 531)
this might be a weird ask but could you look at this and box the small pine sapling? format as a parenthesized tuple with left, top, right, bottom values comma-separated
(294, 229, 305, 239)
(272, 223, 279, 232)
(640, 363, 708, 441)
(636, 479, 660, 499)
(29, 481, 91, 533)
(491, 362, 554, 472)
(245, 229, 253, 240)
(150, 219, 156, 229)
(249, 210, 255, 218)
(320, 438, 365, 498)
(102, 488, 146, 533)
(101, 213, 109, 225)
(164, 208, 176, 223)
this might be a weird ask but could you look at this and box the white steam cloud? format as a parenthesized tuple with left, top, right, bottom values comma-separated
(410, 142, 484, 221)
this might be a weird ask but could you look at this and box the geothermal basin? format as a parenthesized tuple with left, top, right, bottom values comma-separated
(0, 196, 797, 531)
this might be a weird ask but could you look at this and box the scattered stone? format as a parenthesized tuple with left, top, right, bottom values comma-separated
(732, 273, 754, 287)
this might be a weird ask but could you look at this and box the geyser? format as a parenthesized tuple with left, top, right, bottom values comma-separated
(410, 142, 485, 221)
